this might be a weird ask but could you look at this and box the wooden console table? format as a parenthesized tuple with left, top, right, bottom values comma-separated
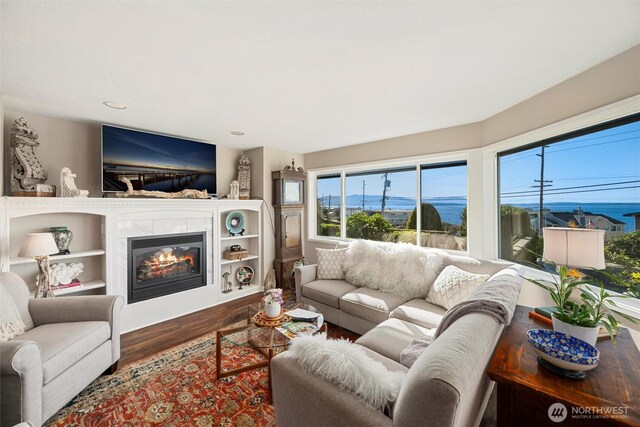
(488, 305, 640, 426)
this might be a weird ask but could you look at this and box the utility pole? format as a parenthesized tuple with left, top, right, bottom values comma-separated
(362, 180, 366, 211)
(381, 172, 390, 213)
(533, 146, 553, 235)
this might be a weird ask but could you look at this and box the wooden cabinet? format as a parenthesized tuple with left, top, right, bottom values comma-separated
(272, 161, 306, 288)
(488, 306, 640, 426)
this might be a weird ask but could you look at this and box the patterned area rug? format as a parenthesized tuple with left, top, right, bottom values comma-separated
(46, 325, 359, 426)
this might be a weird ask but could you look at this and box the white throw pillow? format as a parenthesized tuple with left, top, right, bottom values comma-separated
(289, 334, 405, 411)
(316, 248, 347, 280)
(426, 265, 490, 310)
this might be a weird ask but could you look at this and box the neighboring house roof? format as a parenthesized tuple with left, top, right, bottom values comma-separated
(548, 212, 576, 225)
(591, 213, 625, 225)
(546, 211, 626, 226)
(624, 212, 640, 217)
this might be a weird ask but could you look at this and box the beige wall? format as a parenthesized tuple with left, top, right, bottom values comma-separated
(483, 45, 640, 145)
(305, 45, 640, 170)
(304, 122, 483, 170)
(4, 112, 101, 196)
(0, 98, 4, 196)
(2, 111, 242, 197)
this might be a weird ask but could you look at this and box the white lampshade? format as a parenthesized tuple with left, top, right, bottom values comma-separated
(18, 233, 60, 257)
(542, 227, 606, 269)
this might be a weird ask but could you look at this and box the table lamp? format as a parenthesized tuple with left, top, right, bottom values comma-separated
(542, 227, 606, 269)
(19, 232, 60, 298)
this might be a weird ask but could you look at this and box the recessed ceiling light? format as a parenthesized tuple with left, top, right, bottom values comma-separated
(230, 131, 245, 136)
(103, 101, 127, 110)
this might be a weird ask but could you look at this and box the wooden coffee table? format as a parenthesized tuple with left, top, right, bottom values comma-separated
(488, 305, 640, 426)
(216, 302, 325, 402)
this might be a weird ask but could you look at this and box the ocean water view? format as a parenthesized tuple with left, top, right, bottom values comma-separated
(330, 195, 640, 232)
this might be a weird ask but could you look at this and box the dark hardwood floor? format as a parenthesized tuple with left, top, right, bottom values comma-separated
(119, 293, 263, 366)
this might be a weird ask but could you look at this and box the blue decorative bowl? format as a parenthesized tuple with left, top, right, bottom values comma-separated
(527, 329, 599, 372)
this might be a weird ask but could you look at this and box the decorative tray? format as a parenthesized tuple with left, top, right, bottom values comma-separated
(253, 310, 293, 327)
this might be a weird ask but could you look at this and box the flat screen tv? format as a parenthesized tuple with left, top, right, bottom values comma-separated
(102, 125, 216, 196)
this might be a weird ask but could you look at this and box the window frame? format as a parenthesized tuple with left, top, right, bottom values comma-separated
(482, 94, 640, 318)
(308, 150, 473, 255)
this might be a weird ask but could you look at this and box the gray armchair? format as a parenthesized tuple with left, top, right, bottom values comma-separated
(0, 272, 124, 426)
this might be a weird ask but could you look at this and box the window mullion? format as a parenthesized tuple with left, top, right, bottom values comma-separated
(340, 171, 346, 240)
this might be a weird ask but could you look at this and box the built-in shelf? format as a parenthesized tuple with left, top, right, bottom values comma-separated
(53, 279, 106, 296)
(9, 249, 106, 266)
(28, 279, 106, 297)
(220, 255, 259, 266)
(220, 234, 259, 241)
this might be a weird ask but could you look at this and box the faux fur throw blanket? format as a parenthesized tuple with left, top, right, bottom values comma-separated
(343, 240, 446, 299)
(434, 268, 522, 339)
(399, 328, 436, 368)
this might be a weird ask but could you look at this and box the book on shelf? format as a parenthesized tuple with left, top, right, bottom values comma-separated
(52, 279, 82, 290)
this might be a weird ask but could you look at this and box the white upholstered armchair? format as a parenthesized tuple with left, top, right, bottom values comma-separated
(0, 272, 124, 426)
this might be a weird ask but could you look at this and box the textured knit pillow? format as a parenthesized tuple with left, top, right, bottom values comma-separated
(0, 285, 26, 341)
(316, 248, 348, 280)
(426, 265, 490, 310)
(289, 334, 405, 411)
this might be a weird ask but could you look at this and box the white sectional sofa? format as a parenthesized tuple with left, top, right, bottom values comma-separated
(273, 239, 522, 427)
(294, 241, 515, 335)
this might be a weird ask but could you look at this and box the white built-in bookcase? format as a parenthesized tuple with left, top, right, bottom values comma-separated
(0, 197, 264, 332)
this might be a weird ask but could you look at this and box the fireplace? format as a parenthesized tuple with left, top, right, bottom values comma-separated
(128, 232, 206, 304)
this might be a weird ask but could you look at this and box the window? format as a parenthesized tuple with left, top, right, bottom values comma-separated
(345, 167, 417, 243)
(312, 156, 469, 250)
(498, 114, 640, 298)
(316, 174, 342, 237)
(420, 161, 468, 250)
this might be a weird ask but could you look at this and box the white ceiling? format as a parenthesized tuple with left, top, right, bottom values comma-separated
(1, 1, 638, 153)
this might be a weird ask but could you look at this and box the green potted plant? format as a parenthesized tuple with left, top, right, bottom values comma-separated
(525, 262, 636, 346)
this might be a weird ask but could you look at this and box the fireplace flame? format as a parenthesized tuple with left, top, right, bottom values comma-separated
(136, 248, 198, 283)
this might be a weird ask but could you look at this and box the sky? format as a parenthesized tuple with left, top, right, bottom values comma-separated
(103, 125, 217, 172)
(499, 120, 639, 204)
(317, 118, 640, 205)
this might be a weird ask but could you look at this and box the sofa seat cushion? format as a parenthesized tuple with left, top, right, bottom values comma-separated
(18, 321, 111, 383)
(302, 280, 357, 308)
(340, 288, 411, 324)
(390, 299, 447, 329)
(356, 318, 433, 363)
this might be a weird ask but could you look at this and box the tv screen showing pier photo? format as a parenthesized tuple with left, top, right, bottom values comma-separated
(102, 125, 216, 195)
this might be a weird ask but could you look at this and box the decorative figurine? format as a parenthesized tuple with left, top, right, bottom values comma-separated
(227, 180, 240, 199)
(237, 153, 251, 200)
(60, 167, 89, 197)
(49, 262, 84, 286)
(10, 117, 56, 197)
(222, 272, 233, 293)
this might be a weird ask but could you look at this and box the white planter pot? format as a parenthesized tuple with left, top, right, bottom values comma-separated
(552, 316, 599, 347)
(265, 302, 281, 319)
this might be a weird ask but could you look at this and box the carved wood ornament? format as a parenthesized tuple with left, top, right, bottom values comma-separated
(10, 117, 56, 196)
